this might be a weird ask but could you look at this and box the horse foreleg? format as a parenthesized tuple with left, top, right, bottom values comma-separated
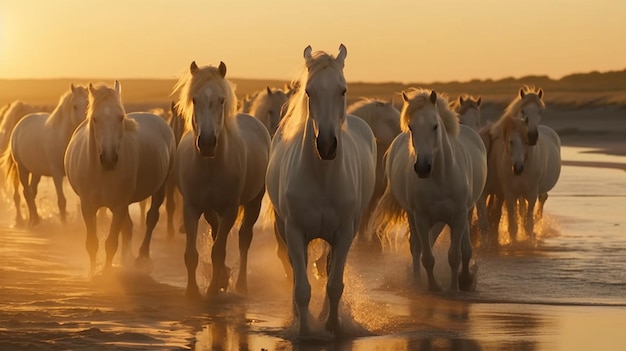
(104, 206, 128, 272)
(504, 196, 518, 242)
(447, 215, 469, 292)
(325, 228, 353, 334)
(285, 221, 311, 337)
(488, 194, 503, 244)
(407, 215, 421, 281)
(137, 182, 166, 264)
(120, 211, 134, 267)
(207, 208, 238, 297)
(52, 174, 67, 224)
(415, 216, 442, 292)
(235, 190, 264, 294)
(182, 202, 202, 299)
(524, 194, 538, 242)
(80, 202, 98, 275)
(459, 215, 475, 291)
(165, 178, 177, 238)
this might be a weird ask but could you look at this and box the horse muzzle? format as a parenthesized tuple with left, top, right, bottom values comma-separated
(315, 134, 337, 160)
(196, 134, 217, 158)
(513, 163, 525, 175)
(99, 152, 118, 171)
(414, 158, 432, 178)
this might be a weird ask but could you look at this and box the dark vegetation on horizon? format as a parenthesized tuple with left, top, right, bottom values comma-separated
(1, 68, 625, 110)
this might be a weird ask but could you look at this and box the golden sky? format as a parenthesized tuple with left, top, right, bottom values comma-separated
(0, 0, 624, 83)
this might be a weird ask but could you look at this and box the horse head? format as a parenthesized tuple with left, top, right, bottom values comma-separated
(303, 44, 348, 160)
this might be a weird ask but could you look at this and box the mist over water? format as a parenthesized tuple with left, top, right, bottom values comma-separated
(1, 146, 625, 350)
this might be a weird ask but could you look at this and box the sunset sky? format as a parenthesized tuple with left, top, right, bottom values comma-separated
(0, 0, 624, 83)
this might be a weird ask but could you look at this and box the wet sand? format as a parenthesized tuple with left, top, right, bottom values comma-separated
(1, 146, 625, 350)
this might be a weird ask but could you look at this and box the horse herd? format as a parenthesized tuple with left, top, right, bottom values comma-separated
(0, 44, 561, 336)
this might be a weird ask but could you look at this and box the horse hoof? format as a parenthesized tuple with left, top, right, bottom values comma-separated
(325, 317, 342, 334)
(135, 256, 152, 272)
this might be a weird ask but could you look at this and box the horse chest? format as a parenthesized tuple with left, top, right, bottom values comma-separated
(285, 183, 356, 236)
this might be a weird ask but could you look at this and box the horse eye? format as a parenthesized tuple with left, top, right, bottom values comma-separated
(341, 89, 347, 96)
(192, 98, 196, 104)
(524, 116, 529, 124)
(219, 97, 225, 105)
(433, 124, 438, 131)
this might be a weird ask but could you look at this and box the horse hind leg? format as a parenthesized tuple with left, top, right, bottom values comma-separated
(137, 182, 167, 265)
(537, 193, 548, 221)
(274, 214, 292, 282)
(18, 166, 40, 226)
(11, 173, 25, 227)
(165, 179, 177, 238)
(52, 175, 67, 224)
(234, 189, 265, 295)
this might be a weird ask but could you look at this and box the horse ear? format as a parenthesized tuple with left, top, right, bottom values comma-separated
(114, 80, 121, 95)
(538, 89, 544, 99)
(218, 61, 227, 78)
(477, 96, 482, 107)
(190, 61, 199, 74)
(402, 91, 409, 103)
(430, 90, 437, 104)
(88, 83, 95, 95)
(519, 88, 526, 99)
(459, 96, 465, 105)
(266, 86, 272, 96)
(170, 101, 176, 113)
(303, 45, 313, 63)
(70, 83, 76, 93)
(388, 96, 394, 105)
(336, 44, 347, 67)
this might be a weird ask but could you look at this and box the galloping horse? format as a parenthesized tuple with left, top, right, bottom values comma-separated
(372, 88, 486, 292)
(480, 115, 561, 244)
(248, 86, 292, 137)
(2, 85, 88, 226)
(451, 95, 482, 132)
(64, 81, 175, 273)
(266, 45, 376, 336)
(173, 60, 270, 299)
(347, 98, 400, 247)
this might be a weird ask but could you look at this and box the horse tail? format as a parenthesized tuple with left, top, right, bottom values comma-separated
(258, 192, 275, 232)
(0, 144, 18, 194)
(368, 181, 406, 249)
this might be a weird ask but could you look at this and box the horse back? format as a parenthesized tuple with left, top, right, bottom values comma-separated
(537, 125, 561, 194)
(456, 125, 488, 205)
(127, 112, 176, 202)
(235, 113, 271, 202)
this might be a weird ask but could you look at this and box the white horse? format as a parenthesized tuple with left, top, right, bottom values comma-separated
(480, 115, 561, 243)
(0, 101, 38, 155)
(64, 81, 176, 273)
(173, 60, 270, 299)
(1, 85, 88, 226)
(371, 88, 486, 292)
(451, 95, 482, 132)
(346, 98, 400, 247)
(247, 86, 292, 137)
(266, 44, 376, 336)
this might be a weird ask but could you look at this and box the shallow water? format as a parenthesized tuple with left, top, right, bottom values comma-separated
(0, 146, 625, 350)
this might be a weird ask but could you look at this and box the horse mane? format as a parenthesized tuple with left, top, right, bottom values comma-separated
(501, 85, 545, 121)
(400, 88, 459, 136)
(45, 85, 88, 128)
(172, 63, 237, 133)
(0, 101, 35, 134)
(87, 84, 137, 132)
(279, 50, 344, 140)
(489, 110, 528, 143)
